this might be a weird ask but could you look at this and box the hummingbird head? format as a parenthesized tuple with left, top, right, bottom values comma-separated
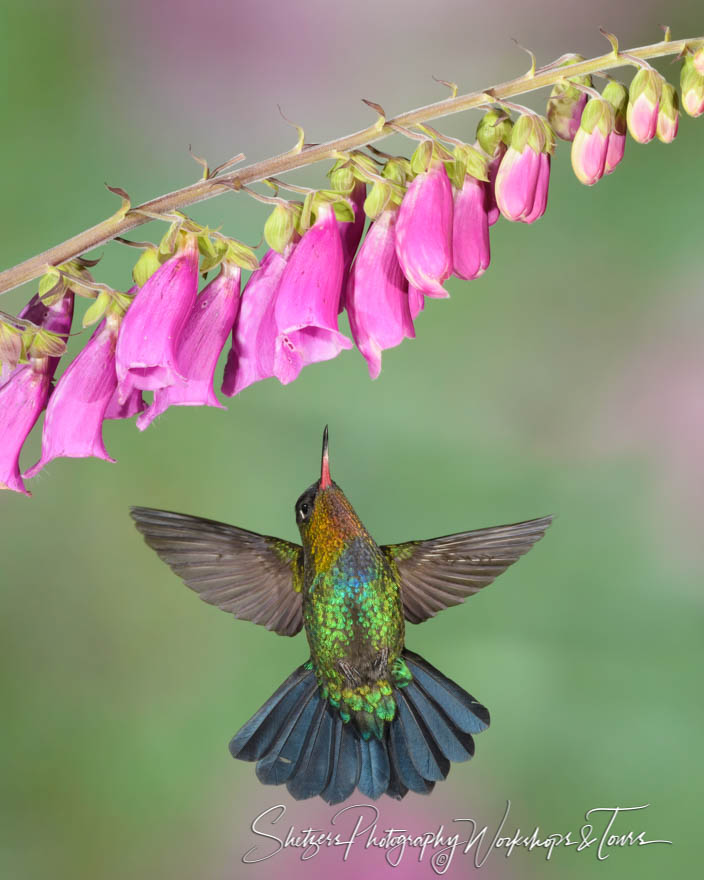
(295, 426, 365, 549)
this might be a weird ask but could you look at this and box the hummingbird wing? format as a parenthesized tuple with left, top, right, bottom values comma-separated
(382, 515, 552, 624)
(130, 507, 304, 636)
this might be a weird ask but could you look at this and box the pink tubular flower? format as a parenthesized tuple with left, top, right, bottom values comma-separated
(339, 179, 367, 272)
(495, 115, 552, 224)
(137, 263, 241, 429)
(1, 291, 74, 495)
(345, 210, 415, 379)
(571, 97, 614, 186)
(115, 235, 199, 400)
(221, 248, 290, 397)
(104, 386, 145, 419)
(626, 68, 662, 144)
(452, 174, 490, 280)
(273, 204, 353, 385)
(395, 159, 453, 297)
(24, 313, 124, 476)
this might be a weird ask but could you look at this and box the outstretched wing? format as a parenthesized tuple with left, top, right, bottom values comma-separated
(130, 507, 304, 636)
(383, 515, 553, 624)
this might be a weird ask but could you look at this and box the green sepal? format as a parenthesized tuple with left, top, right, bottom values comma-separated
(132, 247, 161, 287)
(681, 54, 704, 100)
(0, 320, 23, 370)
(476, 109, 513, 155)
(157, 221, 182, 259)
(579, 97, 615, 136)
(82, 291, 111, 328)
(510, 114, 552, 154)
(349, 151, 378, 182)
(24, 327, 67, 359)
(410, 139, 433, 175)
(382, 157, 410, 186)
(223, 239, 259, 271)
(453, 143, 489, 182)
(198, 234, 228, 273)
(37, 268, 64, 302)
(629, 67, 663, 105)
(311, 190, 355, 224)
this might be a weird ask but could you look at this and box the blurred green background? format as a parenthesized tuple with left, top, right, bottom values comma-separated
(1, 1, 702, 877)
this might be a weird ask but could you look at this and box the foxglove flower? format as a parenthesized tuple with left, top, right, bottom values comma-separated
(602, 81, 629, 175)
(452, 173, 490, 280)
(495, 115, 552, 224)
(115, 235, 199, 400)
(546, 55, 591, 141)
(681, 55, 704, 118)
(222, 247, 290, 397)
(346, 210, 415, 379)
(0, 291, 74, 495)
(395, 159, 453, 297)
(273, 204, 353, 385)
(24, 313, 124, 476)
(656, 82, 679, 143)
(570, 97, 614, 186)
(138, 263, 241, 429)
(626, 68, 663, 144)
(0, 364, 53, 495)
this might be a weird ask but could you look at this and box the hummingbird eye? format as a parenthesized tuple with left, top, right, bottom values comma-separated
(295, 486, 317, 524)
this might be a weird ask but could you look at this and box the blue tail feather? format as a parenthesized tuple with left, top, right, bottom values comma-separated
(230, 650, 489, 801)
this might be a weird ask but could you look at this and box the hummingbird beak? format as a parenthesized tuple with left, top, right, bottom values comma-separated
(320, 425, 332, 489)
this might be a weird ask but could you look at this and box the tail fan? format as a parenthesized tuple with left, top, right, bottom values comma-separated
(230, 650, 489, 803)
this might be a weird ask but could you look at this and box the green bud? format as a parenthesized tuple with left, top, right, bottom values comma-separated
(602, 80, 629, 133)
(329, 165, 355, 193)
(382, 157, 411, 186)
(363, 180, 392, 219)
(546, 54, 592, 141)
(37, 268, 63, 300)
(476, 109, 513, 155)
(132, 246, 161, 287)
(264, 202, 298, 253)
(224, 240, 259, 271)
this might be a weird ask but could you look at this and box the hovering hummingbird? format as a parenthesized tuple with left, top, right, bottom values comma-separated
(130, 428, 551, 803)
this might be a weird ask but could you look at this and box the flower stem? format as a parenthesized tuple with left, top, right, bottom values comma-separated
(0, 35, 701, 297)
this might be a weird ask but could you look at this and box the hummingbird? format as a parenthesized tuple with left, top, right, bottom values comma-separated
(130, 428, 551, 803)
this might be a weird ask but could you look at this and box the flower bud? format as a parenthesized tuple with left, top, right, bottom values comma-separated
(681, 54, 704, 118)
(570, 97, 614, 186)
(601, 81, 628, 174)
(273, 204, 353, 385)
(345, 210, 415, 379)
(546, 55, 591, 141)
(395, 156, 453, 297)
(476, 109, 513, 157)
(495, 115, 552, 223)
(656, 82, 679, 143)
(137, 263, 241, 429)
(452, 174, 490, 279)
(116, 235, 199, 402)
(626, 68, 663, 143)
(222, 247, 292, 397)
